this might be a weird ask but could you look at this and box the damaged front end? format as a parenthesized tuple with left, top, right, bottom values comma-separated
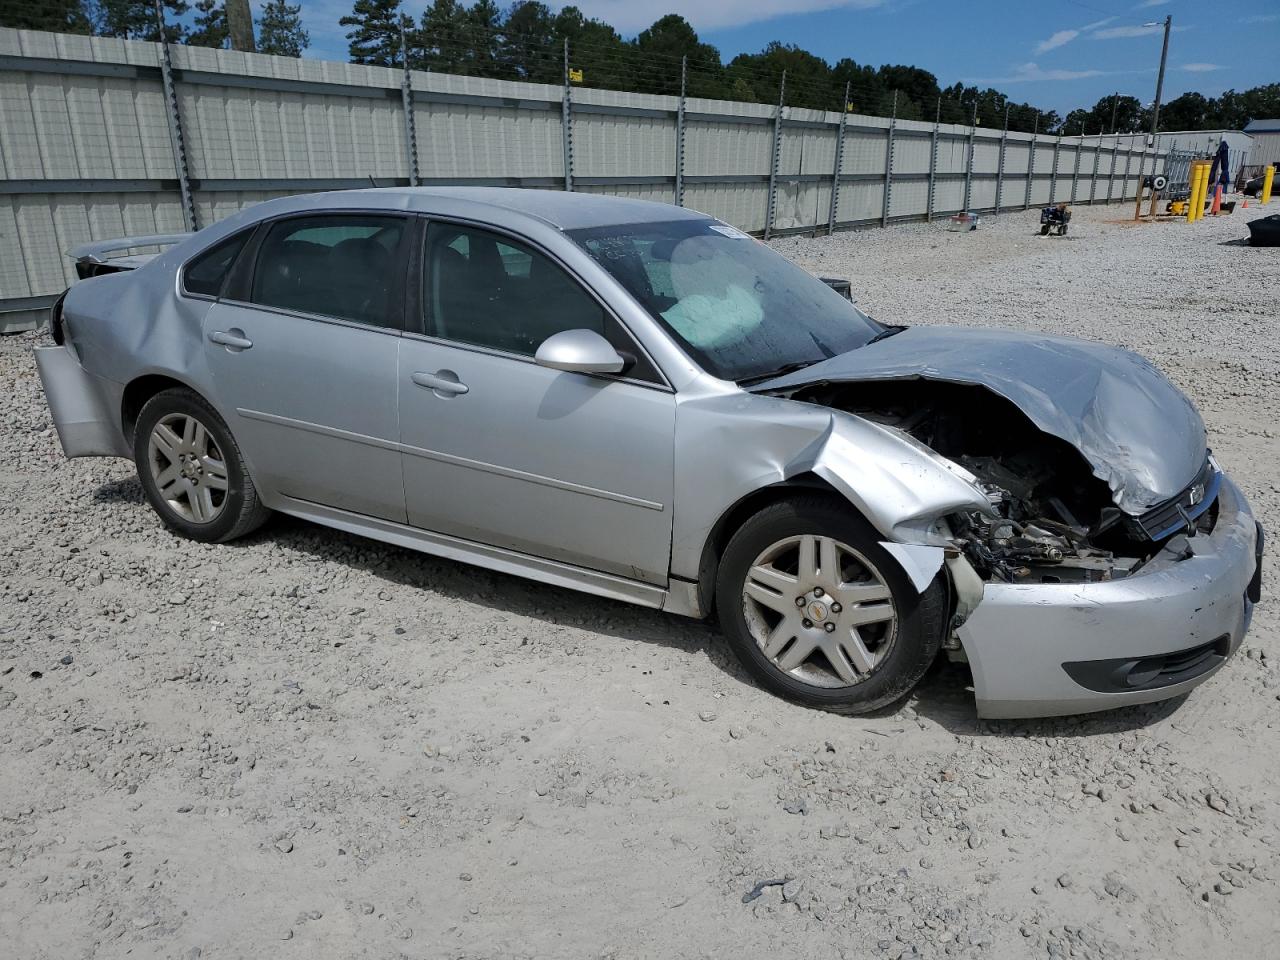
(797, 379, 1216, 587)
(755, 326, 1215, 588)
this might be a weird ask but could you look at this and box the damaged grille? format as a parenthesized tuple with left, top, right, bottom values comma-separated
(1133, 457, 1220, 542)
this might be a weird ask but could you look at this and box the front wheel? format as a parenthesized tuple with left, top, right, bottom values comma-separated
(715, 496, 947, 715)
(133, 387, 270, 543)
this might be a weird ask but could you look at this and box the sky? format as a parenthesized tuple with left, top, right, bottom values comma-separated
(291, 0, 1279, 115)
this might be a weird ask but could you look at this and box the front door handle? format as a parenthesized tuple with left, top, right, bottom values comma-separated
(208, 329, 253, 350)
(411, 371, 469, 396)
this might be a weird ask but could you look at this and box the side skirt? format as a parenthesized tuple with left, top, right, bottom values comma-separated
(274, 494, 676, 613)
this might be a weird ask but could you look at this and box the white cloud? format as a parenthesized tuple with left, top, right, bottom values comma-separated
(1093, 23, 1164, 39)
(1033, 17, 1113, 53)
(983, 62, 1108, 84)
(566, 0, 887, 33)
(1240, 13, 1278, 23)
(1092, 22, 1188, 41)
(1181, 62, 1223, 72)
(1036, 29, 1079, 53)
(1135, 0, 1168, 8)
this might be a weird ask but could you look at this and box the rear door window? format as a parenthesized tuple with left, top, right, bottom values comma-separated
(183, 231, 250, 298)
(249, 215, 407, 329)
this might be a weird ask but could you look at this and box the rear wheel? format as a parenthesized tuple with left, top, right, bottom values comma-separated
(1040, 223, 1050, 236)
(133, 387, 270, 543)
(715, 496, 946, 715)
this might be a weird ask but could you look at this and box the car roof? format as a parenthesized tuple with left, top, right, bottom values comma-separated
(332, 186, 711, 231)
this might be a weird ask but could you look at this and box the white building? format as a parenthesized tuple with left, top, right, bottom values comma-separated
(1242, 119, 1280, 168)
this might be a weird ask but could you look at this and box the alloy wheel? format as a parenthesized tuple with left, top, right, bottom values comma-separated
(147, 412, 229, 524)
(741, 534, 897, 689)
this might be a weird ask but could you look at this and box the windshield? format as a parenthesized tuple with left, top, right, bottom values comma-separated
(568, 219, 881, 382)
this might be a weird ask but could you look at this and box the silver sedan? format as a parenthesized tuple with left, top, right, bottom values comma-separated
(35, 188, 1263, 718)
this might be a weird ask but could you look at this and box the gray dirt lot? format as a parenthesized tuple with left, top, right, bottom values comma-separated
(1, 201, 1277, 959)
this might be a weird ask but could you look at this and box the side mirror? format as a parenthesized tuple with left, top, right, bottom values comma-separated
(534, 329, 626, 375)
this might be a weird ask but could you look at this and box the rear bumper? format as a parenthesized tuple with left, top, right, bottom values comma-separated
(959, 475, 1260, 719)
(34, 344, 129, 458)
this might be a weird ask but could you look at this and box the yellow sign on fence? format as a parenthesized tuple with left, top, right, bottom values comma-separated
(568, 68, 583, 84)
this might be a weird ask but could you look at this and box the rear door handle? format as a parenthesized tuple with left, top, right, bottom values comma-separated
(208, 329, 253, 350)
(411, 371, 469, 396)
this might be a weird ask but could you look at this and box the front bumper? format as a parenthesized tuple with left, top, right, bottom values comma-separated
(959, 475, 1260, 719)
(34, 344, 130, 459)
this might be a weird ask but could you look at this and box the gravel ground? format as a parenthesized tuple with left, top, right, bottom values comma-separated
(1, 200, 1277, 959)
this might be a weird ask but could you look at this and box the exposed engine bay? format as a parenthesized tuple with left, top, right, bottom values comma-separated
(789, 380, 1211, 585)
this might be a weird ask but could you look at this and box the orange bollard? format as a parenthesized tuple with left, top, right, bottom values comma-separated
(1211, 184, 1222, 216)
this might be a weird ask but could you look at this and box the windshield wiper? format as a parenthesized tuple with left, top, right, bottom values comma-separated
(737, 359, 821, 387)
(863, 324, 907, 346)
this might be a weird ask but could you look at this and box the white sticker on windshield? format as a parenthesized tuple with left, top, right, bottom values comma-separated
(708, 223, 751, 240)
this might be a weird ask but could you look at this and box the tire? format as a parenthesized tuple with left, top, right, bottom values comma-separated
(1059, 224, 1068, 236)
(715, 495, 947, 715)
(1040, 224, 1050, 236)
(133, 387, 270, 543)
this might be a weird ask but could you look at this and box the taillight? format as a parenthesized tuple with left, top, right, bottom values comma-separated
(49, 290, 68, 345)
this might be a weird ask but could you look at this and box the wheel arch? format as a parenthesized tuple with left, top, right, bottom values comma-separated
(693, 472, 851, 617)
(121, 371, 205, 444)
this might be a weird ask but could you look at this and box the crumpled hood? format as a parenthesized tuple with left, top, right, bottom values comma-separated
(757, 326, 1206, 515)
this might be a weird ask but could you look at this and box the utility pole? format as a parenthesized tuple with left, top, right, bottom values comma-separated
(227, 0, 256, 53)
(1109, 92, 1119, 135)
(1149, 15, 1171, 135)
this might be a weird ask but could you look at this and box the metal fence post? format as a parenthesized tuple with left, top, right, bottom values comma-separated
(1070, 131, 1082, 202)
(1120, 135, 1133, 200)
(994, 102, 1008, 213)
(1025, 112, 1038, 210)
(764, 71, 786, 241)
(1051, 132, 1062, 202)
(561, 38, 573, 192)
(154, 0, 197, 230)
(828, 80, 849, 235)
(962, 99, 976, 211)
(926, 97, 939, 222)
(1089, 131, 1102, 203)
(1105, 134, 1118, 202)
(881, 90, 897, 228)
(400, 21, 419, 187)
(674, 56, 687, 206)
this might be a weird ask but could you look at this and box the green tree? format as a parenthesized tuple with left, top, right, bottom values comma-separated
(187, 0, 227, 49)
(728, 42, 833, 110)
(341, 0, 408, 67)
(831, 59, 884, 115)
(499, 1, 558, 83)
(0, 0, 93, 33)
(96, 0, 190, 41)
(1155, 91, 1211, 131)
(634, 14, 723, 97)
(553, 6, 631, 92)
(257, 0, 308, 57)
(1057, 93, 1144, 136)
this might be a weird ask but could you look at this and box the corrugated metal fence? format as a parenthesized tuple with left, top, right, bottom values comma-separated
(1, 27, 1171, 332)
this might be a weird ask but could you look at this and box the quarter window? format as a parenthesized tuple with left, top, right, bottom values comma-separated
(423, 222, 605, 356)
(250, 215, 406, 328)
(183, 231, 250, 298)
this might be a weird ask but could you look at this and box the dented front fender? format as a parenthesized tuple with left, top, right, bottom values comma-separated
(671, 390, 990, 599)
